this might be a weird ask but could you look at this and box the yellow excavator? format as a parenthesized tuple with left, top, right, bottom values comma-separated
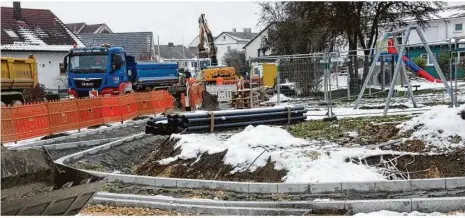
(197, 14, 237, 84)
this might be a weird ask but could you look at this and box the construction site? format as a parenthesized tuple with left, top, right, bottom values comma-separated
(1, 1, 465, 217)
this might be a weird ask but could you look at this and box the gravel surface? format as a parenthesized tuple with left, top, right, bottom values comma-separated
(101, 182, 465, 202)
(37, 122, 147, 146)
(71, 135, 168, 173)
(80, 204, 198, 216)
(47, 145, 103, 160)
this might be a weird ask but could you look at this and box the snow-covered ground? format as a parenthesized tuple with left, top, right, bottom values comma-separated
(397, 105, 465, 151)
(266, 94, 292, 103)
(162, 125, 410, 183)
(305, 107, 430, 120)
(354, 210, 465, 216)
(317, 73, 349, 92)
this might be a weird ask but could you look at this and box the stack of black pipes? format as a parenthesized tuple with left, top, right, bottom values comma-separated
(145, 106, 307, 135)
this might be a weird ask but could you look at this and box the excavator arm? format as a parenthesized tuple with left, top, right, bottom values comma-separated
(198, 14, 218, 66)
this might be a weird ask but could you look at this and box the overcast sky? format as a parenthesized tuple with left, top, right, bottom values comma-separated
(1, 1, 263, 46)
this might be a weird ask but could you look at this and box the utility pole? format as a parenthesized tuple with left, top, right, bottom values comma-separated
(157, 35, 161, 62)
(182, 37, 186, 68)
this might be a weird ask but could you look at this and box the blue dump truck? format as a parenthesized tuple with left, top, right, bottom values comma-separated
(64, 45, 179, 98)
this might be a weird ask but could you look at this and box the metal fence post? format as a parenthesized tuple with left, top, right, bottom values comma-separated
(381, 55, 385, 91)
(347, 57, 351, 100)
(276, 58, 281, 105)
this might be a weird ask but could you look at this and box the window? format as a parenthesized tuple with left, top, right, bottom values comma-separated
(191, 62, 197, 68)
(257, 49, 260, 57)
(421, 53, 437, 65)
(69, 55, 108, 72)
(223, 36, 226, 40)
(455, 23, 463, 32)
(396, 36, 403, 45)
(59, 63, 66, 76)
(227, 46, 231, 52)
(4, 29, 18, 38)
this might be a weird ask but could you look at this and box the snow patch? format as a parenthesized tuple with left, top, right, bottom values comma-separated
(397, 105, 465, 150)
(164, 125, 408, 183)
(346, 131, 359, 137)
(354, 210, 465, 216)
(267, 94, 291, 103)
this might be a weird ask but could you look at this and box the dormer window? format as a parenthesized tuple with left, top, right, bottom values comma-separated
(4, 29, 19, 38)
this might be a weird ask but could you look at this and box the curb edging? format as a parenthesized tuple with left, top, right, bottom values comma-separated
(56, 134, 465, 195)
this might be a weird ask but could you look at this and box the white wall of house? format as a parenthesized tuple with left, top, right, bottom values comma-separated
(188, 36, 200, 48)
(214, 33, 247, 65)
(163, 58, 198, 73)
(2, 51, 68, 90)
(403, 17, 465, 45)
(336, 17, 465, 55)
(245, 30, 272, 61)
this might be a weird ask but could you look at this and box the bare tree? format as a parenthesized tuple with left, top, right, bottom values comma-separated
(221, 49, 247, 75)
(55, 76, 68, 89)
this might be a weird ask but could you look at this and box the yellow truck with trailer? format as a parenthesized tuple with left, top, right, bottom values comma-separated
(1, 55, 38, 106)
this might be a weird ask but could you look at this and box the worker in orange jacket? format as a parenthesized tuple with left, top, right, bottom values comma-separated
(216, 76, 224, 85)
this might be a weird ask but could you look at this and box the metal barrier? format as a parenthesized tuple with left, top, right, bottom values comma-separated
(1, 87, 204, 143)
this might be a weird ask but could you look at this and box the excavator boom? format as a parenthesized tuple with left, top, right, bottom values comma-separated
(198, 14, 218, 66)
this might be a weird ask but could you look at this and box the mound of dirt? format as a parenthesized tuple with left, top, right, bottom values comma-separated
(358, 149, 465, 179)
(391, 140, 426, 153)
(134, 139, 286, 182)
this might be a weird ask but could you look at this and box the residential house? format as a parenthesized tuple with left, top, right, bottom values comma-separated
(243, 23, 275, 61)
(215, 28, 258, 65)
(1, 2, 85, 90)
(395, 5, 465, 78)
(188, 28, 258, 65)
(157, 43, 199, 73)
(66, 22, 113, 34)
(78, 32, 155, 61)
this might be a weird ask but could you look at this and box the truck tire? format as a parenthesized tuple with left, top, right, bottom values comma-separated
(11, 100, 23, 106)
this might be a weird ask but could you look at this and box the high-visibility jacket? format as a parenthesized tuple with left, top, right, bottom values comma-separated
(216, 77, 224, 85)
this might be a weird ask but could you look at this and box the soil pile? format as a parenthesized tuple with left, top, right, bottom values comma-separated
(359, 149, 465, 179)
(134, 139, 286, 182)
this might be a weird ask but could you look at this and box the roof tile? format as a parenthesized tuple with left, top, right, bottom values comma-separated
(1, 6, 84, 51)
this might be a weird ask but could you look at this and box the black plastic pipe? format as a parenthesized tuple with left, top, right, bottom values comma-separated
(183, 110, 307, 125)
(186, 116, 307, 131)
(168, 106, 305, 119)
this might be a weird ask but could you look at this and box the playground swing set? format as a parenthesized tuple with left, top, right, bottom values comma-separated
(354, 25, 455, 115)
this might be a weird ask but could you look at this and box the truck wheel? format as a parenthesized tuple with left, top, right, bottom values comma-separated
(11, 100, 23, 106)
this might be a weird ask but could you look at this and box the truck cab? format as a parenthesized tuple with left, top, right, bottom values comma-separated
(65, 45, 179, 98)
(65, 46, 130, 98)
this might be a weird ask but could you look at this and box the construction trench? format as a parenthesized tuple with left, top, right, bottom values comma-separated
(2, 101, 465, 215)
(2, 111, 464, 216)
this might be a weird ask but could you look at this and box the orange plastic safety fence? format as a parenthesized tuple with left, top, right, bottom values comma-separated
(1, 90, 179, 143)
(1, 106, 18, 142)
(119, 94, 138, 121)
(13, 102, 51, 141)
(101, 96, 122, 123)
(76, 97, 104, 128)
(46, 99, 80, 134)
(135, 92, 154, 116)
(151, 91, 165, 114)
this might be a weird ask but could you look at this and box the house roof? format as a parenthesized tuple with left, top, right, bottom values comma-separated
(219, 31, 259, 42)
(243, 22, 276, 49)
(66, 23, 112, 34)
(1, 6, 85, 51)
(158, 45, 197, 60)
(78, 32, 154, 61)
(66, 22, 86, 33)
(433, 5, 465, 19)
